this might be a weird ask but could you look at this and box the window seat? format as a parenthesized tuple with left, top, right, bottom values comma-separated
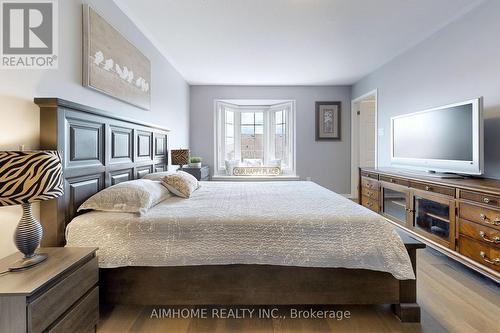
(211, 175, 300, 181)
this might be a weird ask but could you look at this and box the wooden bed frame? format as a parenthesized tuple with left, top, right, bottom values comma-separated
(36, 98, 425, 323)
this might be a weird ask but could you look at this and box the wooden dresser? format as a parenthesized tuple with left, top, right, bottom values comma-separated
(359, 167, 499, 282)
(0, 247, 99, 333)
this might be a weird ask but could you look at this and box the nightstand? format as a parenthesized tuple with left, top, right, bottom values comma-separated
(180, 165, 210, 181)
(0, 247, 99, 333)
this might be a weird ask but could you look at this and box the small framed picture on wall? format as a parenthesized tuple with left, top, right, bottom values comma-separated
(315, 101, 341, 140)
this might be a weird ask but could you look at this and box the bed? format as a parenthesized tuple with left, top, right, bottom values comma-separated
(66, 181, 414, 279)
(36, 98, 425, 322)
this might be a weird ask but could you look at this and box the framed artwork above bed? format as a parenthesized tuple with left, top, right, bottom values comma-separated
(315, 101, 341, 140)
(83, 5, 151, 110)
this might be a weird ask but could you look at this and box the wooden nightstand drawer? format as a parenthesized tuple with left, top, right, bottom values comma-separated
(0, 248, 98, 333)
(28, 256, 98, 332)
(47, 287, 99, 333)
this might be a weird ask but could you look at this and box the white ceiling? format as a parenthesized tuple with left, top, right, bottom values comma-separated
(114, 0, 482, 86)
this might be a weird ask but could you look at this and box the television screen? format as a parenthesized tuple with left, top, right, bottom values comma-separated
(391, 98, 482, 175)
(392, 104, 473, 161)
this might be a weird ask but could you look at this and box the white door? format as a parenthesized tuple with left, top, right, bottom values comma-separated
(358, 100, 376, 168)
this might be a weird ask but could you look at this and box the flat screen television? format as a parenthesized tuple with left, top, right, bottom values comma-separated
(391, 98, 483, 176)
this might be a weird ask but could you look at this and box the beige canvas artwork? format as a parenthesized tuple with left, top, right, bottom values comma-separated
(83, 5, 151, 110)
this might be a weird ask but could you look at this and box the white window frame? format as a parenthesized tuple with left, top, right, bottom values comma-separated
(214, 100, 296, 176)
(268, 102, 294, 172)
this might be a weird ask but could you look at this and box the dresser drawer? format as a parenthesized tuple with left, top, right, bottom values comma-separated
(459, 219, 500, 246)
(380, 175, 409, 187)
(28, 256, 98, 332)
(360, 170, 379, 180)
(459, 236, 500, 272)
(410, 181, 455, 197)
(459, 202, 500, 230)
(460, 190, 500, 208)
(361, 177, 379, 190)
(361, 195, 379, 212)
(48, 287, 99, 333)
(361, 187, 379, 200)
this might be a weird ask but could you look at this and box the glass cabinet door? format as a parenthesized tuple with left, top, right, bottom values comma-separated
(382, 187, 408, 225)
(413, 195, 451, 244)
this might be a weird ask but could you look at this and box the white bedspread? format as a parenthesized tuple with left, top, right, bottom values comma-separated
(66, 181, 415, 280)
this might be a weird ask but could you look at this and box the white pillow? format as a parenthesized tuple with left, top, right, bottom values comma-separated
(225, 159, 239, 176)
(242, 158, 263, 167)
(78, 179, 171, 215)
(142, 171, 175, 181)
(161, 171, 200, 198)
(268, 159, 282, 167)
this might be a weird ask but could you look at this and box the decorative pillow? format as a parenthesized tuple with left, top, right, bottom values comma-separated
(141, 171, 175, 181)
(161, 171, 200, 198)
(268, 159, 282, 168)
(78, 179, 171, 215)
(225, 159, 240, 176)
(242, 158, 263, 167)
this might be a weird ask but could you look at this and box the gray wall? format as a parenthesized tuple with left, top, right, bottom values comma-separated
(190, 85, 352, 192)
(0, 0, 189, 258)
(0, 0, 190, 150)
(352, 0, 500, 178)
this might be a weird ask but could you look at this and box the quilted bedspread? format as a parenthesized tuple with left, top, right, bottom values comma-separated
(66, 181, 415, 280)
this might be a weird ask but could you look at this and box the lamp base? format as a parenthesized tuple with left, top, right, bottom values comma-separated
(9, 253, 48, 271)
(10, 202, 46, 271)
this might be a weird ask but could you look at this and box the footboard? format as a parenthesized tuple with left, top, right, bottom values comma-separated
(100, 234, 425, 322)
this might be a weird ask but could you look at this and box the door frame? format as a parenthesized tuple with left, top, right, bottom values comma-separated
(351, 89, 378, 199)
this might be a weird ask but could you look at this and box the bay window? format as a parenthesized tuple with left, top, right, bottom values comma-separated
(215, 100, 295, 176)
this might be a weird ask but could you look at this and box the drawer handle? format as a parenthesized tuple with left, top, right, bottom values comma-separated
(389, 178, 395, 183)
(479, 231, 500, 244)
(425, 185, 431, 191)
(479, 251, 500, 265)
(479, 214, 500, 226)
(483, 197, 494, 204)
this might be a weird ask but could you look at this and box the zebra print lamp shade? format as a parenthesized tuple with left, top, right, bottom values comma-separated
(0, 151, 63, 271)
(0, 151, 63, 206)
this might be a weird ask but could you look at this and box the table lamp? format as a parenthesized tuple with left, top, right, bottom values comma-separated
(171, 149, 190, 170)
(0, 151, 63, 271)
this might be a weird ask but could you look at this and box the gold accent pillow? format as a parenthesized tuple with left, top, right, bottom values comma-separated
(161, 171, 200, 198)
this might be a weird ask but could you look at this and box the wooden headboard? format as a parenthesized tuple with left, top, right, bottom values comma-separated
(35, 98, 169, 246)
